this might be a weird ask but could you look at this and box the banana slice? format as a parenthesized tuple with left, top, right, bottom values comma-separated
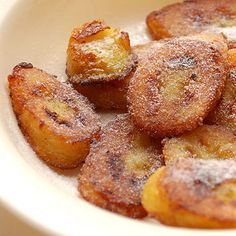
(163, 125, 236, 165)
(8, 62, 101, 168)
(78, 114, 164, 218)
(146, 0, 236, 44)
(128, 36, 227, 137)
(142, 158, 236, 228)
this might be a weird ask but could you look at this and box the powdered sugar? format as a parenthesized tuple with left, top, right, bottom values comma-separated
(128, 37, 226, 137)
(167, 158, 236, 189)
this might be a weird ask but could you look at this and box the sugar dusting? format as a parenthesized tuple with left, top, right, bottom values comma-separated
(128, 36, 226, 137)
(167, 158, 236, 189)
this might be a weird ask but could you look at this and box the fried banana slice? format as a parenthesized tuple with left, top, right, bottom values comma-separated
(79, 114, 164, 218)
(146, 0, 236, 43)
(142, 158, 236, 228)
(8, 63, 101, 169)
(66, 20, 136, 84)
(72, 41, 160, 110)
(163, 125, 236, 165)
(128, 36, 227, 137)
(207, 66, 236, 134)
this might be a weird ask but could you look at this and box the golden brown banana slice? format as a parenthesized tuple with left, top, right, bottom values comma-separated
(8, 62, 101, 169)
(128, 36, 227, 137)
(66, 20, 136, 84)
(142, 158, 236, 228)
(78, 114, 164, 218)
(163, 125, 236, 165)
(207, 66, 236, 134)
(146, 0, 236, 42)
(72, 41, 160, 110)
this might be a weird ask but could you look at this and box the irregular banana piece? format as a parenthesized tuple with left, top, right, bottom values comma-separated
(128, 36, 227, 137)
(163, 125, 236, 165)
(142, 158, 236, 228)
(146, 0, 236, 43)
(8, 62, 101, 168)
(78, 114, 164, 218)
(66, 20, 137, 84)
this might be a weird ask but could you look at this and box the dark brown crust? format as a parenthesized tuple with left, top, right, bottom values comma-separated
(146, 0, 236, 42)
(78, 114, 164, 218)
(13, 62, 33, 69)
(72, 20, 109, 40)
(128, 37, 227, 137)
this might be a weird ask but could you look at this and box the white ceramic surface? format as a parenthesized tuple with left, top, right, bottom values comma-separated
(0, 0, 236, 235)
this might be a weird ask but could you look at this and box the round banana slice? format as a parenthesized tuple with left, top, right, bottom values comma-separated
(128, 37, 227, 137)
(163, 125, 236, 165)
(8, 62, 101, 169)
(207, 66, 236, 134)
(146, 0, 236, 43)
(66, 20, 137, 84)
(142, 158, 236, 228)
(78, 114, 164, 218)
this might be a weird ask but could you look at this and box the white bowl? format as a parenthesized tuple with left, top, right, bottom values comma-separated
(0, 0, 235, 235)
